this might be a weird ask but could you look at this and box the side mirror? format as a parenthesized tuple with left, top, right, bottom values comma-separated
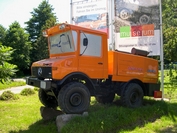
(83, 38, 88, 46)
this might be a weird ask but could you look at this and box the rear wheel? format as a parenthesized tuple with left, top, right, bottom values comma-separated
(95, 92, 115, 104)
(121, 83, 143, 108)
(58, 82, 90, 114)
(38, 88, 58, 108)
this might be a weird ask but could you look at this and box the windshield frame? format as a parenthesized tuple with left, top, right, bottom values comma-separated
(48, 30, 76, 56)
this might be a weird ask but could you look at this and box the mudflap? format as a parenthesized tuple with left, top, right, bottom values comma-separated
(146, 83, 161, 98)
(154, 91, 162, 98)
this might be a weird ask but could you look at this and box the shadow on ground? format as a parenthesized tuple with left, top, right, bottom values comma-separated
(89, 98, 177, 133)
(9, 98, 177, 133)
(9, 120, 58, 133)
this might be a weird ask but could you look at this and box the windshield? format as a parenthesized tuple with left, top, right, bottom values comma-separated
(49, 31, 75, 54)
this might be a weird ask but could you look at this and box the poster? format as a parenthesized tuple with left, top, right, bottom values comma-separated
(114, 0, 160, 56)
(71, 0, 108, 34)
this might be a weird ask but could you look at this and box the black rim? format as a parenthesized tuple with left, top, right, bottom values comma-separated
(130, 92, 139, 104)
(69, 93, 82, 106)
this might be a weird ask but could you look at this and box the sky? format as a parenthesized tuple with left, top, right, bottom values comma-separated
(0, 0, 160, 29)
(0, 0, 71, 28)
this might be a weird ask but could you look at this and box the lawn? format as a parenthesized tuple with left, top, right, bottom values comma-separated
(0, 93, 57, 133)
(0, 69, 177, 133)
(0, 93, 177, 133)
(0, 81, 26, 90)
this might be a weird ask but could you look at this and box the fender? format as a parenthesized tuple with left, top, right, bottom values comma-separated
(58, 72, 96, 90)
(120, 79, 146, 96)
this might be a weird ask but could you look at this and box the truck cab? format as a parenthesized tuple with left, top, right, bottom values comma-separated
(31, 23, 108, 81)
(27, 23, 161, 114)
(27, 23, 109, 113)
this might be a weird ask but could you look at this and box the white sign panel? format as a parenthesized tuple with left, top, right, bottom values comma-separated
(114, 0, 160, 56)
(72, 0, 107, 16)
(71, 0, 108, 33)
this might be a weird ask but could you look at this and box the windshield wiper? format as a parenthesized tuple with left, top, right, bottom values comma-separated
(67, 34, 72, 48)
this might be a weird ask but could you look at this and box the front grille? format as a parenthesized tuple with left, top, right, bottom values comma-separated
(32, 67, 52, 79)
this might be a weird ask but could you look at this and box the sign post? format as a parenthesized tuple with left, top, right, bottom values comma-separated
(159, 0, 164, 100)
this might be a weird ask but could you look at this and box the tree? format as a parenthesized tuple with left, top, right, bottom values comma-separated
(163, 27, 177, 63)
(162, 0, 177, 29)
(36, 18, 57, 60)
(0, 25, 6, 44)
(5, 21, 31, 75)
(162, 0, 177, 63)
(25, 0, 57, 63)
(0, 42, 17, 82)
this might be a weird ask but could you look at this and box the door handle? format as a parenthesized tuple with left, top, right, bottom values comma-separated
(98, 62, 103, 65)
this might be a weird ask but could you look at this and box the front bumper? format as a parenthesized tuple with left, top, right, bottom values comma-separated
(26, 77, 51, 90)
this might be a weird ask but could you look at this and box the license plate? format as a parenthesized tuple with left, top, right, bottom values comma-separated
(40, 81, 46, 89)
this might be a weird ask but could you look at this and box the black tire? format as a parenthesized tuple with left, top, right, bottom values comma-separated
(38, 88, 58, 108)
(121, 83, 143, 108)
(95, 93, 115, 104)
(58, 82, 90, 114)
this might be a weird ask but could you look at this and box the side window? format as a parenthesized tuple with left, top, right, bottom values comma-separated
(72, 30, 77, 50)
(80, 32, 101, 57)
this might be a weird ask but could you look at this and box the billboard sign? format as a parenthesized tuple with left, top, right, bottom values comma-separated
(71, 0, 108, 34)
(114, 0, 160, 56)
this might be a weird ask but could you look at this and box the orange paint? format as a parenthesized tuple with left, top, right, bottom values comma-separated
(33, 23, 159, 84)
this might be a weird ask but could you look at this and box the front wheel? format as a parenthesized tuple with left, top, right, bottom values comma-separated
(121, 83, 143, 108)
(38, 88, 58, 108)
(58, 82, 90, 114)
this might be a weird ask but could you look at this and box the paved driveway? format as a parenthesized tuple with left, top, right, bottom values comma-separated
(0, 85, 34, 95)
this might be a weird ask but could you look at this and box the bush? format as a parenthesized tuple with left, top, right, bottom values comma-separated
(34, 87, 39, 91)
(0, 91, 19, 100)
(0, 43, 17, 83)
(20, 88, 35, 96)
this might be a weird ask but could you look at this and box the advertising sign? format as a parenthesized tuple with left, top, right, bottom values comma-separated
(71, 0, 108, 34)
(114, 0, 160, 56)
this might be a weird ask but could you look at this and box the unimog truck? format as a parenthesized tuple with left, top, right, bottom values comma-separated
(26, 23, 162, 114)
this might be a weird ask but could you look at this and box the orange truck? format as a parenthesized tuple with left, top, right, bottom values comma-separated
(26, 23, 162, 114)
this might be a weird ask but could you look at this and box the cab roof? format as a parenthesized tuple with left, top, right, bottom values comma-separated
(44, 23, 107, 37)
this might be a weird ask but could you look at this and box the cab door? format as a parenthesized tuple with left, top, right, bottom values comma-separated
(78, 31, 105, 79)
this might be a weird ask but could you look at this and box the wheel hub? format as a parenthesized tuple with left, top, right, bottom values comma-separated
(70, 93, 82, 106)
(130, 92, 139, 104)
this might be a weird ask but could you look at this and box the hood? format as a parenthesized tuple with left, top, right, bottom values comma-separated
(32, 55, 75, 67)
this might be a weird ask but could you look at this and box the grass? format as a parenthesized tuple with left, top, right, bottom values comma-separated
(162, 69, 177, 100)
(0, 81, 26, 90)
(0, 70, 177, 133)
(61, 98, 177, 133)
(0, 94, 176, 133)
(0, 93, 57, 133)
(0, 90, 19, 100)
